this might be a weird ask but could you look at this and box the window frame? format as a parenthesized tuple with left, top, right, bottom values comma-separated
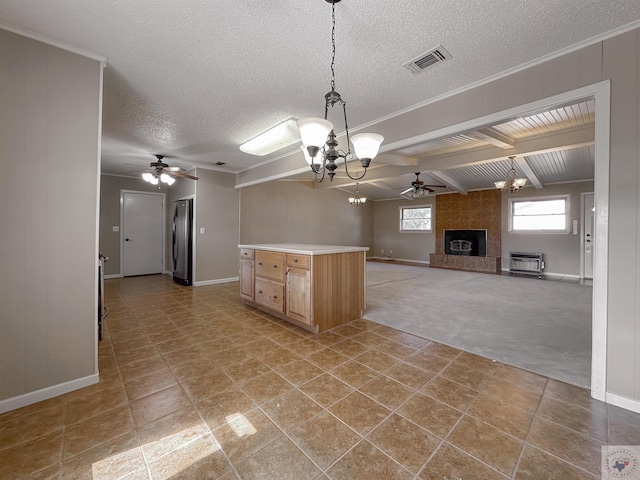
(399, 204, 433, 233)
(508, 194, 571, 234)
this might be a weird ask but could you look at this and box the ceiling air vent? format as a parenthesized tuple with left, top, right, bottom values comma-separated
(403, 45, 452, 75)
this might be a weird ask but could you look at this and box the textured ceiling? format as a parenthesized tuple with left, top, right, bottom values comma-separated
(0, 0, 638, 186)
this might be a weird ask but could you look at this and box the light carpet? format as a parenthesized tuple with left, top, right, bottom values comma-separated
(363, 261, 592, 388)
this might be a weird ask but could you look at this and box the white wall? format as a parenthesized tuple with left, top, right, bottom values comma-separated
(0, 30, 102, 408)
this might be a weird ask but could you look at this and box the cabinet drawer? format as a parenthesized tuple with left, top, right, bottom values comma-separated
(255, 250, 285, 282)
(240, 248, 254, 260)
(287, 253, 310, 269)
(255, 278, 284, 313)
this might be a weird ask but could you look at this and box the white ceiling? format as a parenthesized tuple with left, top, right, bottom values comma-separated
(1, 0, 637, 198)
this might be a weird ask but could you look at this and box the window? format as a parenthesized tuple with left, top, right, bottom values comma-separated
(509, 195, 569, 232)
(400, 205, 432, 232)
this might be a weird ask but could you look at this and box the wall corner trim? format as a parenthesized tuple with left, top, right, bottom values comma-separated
(0, 374, 100, 415)
(0, 23, 108, 64)
(605, 392, 640, 415)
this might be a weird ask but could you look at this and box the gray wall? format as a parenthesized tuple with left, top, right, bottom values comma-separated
(193, 169, 240, 283)
(101, 169, 239, 284)
(371, 181, 593, 274)
(240, 181, 374, 248)
(411, 33, 640, 401)
(99, 174, 168, 276)
(501, 182, 593, 276)
(373, 199, 436, 262)
(0, 30, 102, 403)
(237, 28, 640, 403)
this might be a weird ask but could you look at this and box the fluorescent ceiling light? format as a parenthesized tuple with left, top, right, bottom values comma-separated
(240, 117, 300, 156)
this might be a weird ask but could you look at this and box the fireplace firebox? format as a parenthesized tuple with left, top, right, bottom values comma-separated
(443, 229, 487, 257)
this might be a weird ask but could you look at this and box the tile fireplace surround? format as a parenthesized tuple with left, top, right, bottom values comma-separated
(431, 190, 502, 274)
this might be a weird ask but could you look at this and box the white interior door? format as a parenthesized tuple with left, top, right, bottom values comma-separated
(583, 193, 595, 279)
(122, 191, 165, 276)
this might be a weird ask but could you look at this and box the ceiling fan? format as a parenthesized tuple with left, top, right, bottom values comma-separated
(141, 154, 199, 185)
(400, 172, 445, 198)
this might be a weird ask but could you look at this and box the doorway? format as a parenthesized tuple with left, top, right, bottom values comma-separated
(121, 190, 165, 276)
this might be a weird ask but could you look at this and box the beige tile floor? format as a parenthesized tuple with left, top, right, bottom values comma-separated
(1, 274, 639, 479)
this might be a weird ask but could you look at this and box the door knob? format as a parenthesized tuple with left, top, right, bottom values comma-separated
(125, 238, 132, 242)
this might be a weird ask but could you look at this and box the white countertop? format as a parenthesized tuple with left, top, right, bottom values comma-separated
(238, 243, 369, 255)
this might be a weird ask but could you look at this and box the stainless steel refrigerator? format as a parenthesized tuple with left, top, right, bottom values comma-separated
(172, 199, 193, 286)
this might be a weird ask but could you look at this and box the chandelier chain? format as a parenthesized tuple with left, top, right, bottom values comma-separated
(330, 1, 336, 91)
(297, 1, 383, 183)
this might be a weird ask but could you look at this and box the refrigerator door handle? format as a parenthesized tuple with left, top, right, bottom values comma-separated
(172, 207, 178, 271)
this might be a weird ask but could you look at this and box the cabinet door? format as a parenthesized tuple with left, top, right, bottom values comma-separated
(240, 259, 254, 300)
(255, 277, 285, 313)
(286, 267, 312, 325)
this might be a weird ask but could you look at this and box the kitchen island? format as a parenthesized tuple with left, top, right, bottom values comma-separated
(238, 244, 368, 332)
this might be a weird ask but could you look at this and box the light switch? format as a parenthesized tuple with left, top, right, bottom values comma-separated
(112, 226, 119, 232)
(200, 227, 206, 234)
(572, 220, 578, 234)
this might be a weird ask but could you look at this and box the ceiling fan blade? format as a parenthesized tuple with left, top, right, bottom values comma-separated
(167, 171, 199, 180)
(400, 187, 414, 195)
(422, 184, 447, 188)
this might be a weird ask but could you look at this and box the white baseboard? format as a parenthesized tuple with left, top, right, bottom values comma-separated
(396, 258, 430, 265)
(193, 276, 239, 287)
(605, 392, 640, 414)
(104, 274, 123, 279)
(0, 374, 99, 414)
(367, 257, 430, 265)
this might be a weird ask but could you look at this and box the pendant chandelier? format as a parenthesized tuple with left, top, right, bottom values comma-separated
(348, 184, 367, 205)
(495, 156, 527, 194)
(297, 0, 384, 182)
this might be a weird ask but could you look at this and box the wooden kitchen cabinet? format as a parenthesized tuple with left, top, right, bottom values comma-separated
(286, 260, 311, 325)
(239, 257, 254, 301)
(255, 277, 285, 313)
(239, 248, 254, 301)
(238, 244, 367, 333)
(253, 250, 285, 313)
(255, 250, 285, 282)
